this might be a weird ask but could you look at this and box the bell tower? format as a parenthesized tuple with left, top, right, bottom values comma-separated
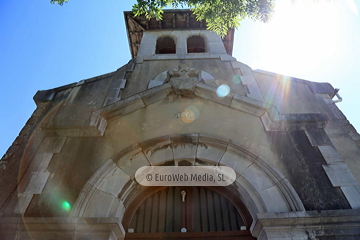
(125, 10, 234, 58)
(123, 9, 250, 101)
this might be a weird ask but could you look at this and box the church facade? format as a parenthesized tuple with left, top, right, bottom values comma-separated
(0, 9, 359, 239)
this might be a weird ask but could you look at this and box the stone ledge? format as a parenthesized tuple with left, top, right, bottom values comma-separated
(0, 217, 125, 239)
(252, 209, 360, 239)
(142, 53, 222, 61)
(262, 111, 328, 131)
(34, 72, 116, 105)
(256, 209, 360, 223)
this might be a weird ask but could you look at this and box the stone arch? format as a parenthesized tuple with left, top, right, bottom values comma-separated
(70, 134, 304, 230)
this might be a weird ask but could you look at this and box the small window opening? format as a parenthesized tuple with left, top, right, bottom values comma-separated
(156, 37, 176, 54)
(187, 36, 206, 53)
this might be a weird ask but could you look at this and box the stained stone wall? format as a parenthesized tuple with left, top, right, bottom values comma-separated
(0, 25, 359, 240)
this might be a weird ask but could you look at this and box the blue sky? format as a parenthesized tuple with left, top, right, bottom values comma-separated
(1, 0, 359, 156)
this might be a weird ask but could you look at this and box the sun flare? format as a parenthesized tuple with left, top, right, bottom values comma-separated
(249, 0, 341, 77)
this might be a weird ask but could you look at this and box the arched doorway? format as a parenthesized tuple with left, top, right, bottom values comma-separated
(70, 134, 304, 240)
(123, 186, 255, 239)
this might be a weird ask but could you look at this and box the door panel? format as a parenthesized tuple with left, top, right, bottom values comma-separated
(125, 187, 254, 239)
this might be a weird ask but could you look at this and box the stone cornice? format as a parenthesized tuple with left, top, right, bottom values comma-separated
(97, 83, 328, 131)
(41, 81, 329, 137)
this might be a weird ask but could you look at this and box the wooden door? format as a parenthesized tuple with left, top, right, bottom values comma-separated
(124, 186, 255, 239)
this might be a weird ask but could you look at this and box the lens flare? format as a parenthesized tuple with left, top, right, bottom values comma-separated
(62, 201, 71, 212)
(232, 75, 242, 84)
(216, 84, 230, 97)
(346, 0, 358, 15)
(181, 110, 194, 123)
(181, 106, 200, 123)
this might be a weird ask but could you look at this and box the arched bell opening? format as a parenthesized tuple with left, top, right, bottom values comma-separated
(156, 36, 176, 54)
(187, 35, 206, 53)
(122, 186, 254, 239)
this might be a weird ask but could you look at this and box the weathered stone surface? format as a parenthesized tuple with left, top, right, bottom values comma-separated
(23, 172, 50, 194)
(0, 217, 125, 239)
(195, 83, 234, 107)
(197, 135, 227, 164)
(171, 134, 198, 164)
(152, 71, 168, 82)
(327, 103, 347, 119)
(268, 130, 351, 210)
(104, 94, 121, 107)
(349, 132, 360, 141)
(340, 186, 360, 209)
(140, 83, 174, 105)
(318, 146, 343, 164)
(220, 54, 236, 61)
(242, 164, 275, 191)
(305, 127, 332, 146)
(14, 194, 33, 215)
(97, 168, 130, 197)
(100, 94, 145, 120)
(230, 94, 267, 117)
(45, 77, 112, 130)
(254, 71, 322, 115)
(103, 77, 127, 107)
(116, 149, 150, 176)
(33, 87, 61, 103)
(219, 150, 253, 175)
(253, 209, 360, 239)
(140, 136, 174, 165)
(148, 79, 164, 89)
(170, 77, 199, 95)
(208, 41, 227, 54)
(323, 163, 358, 187)
(258, 185, 290, 213)
(306, 81, 335, 95)
(38, 137, 66, 153)
(200, 71, 216, 84)
(83, 189, 116, 217)
(240, 75, 265, 102)
(261, 111, 329, 131)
